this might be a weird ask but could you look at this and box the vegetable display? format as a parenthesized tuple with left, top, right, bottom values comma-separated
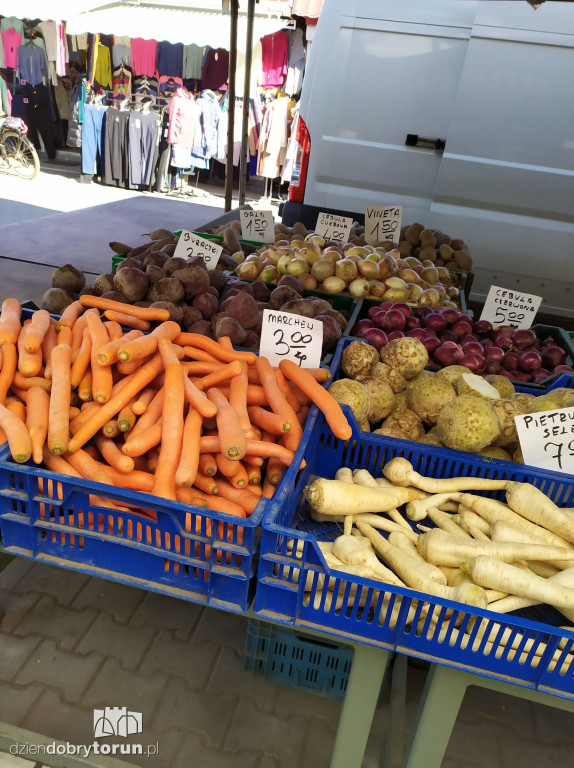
(0, 298, 351, 526)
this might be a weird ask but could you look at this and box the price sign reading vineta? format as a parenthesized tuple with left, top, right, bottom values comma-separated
(479, 285, 542, 331)
(515, 407, 574, 475)
(259, 309, 323, 368)
(314, 212, 353, 245)
(364, 205, 403, 245)
(173, 230, 223, 269)
(240, 209, 275, 244)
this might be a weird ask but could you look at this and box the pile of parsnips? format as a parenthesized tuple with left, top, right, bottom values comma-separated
(298, 458, 574, 668)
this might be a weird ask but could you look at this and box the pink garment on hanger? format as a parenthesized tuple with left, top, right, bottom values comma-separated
(1, 28, 22, 69)
(260, 31, 288, 87)
(168, 87, 200, 148)
(56, 22, 67, 76)
(131, 38, 157, 77)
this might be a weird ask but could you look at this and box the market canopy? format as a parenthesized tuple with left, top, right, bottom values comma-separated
(0, 0, 111, 20)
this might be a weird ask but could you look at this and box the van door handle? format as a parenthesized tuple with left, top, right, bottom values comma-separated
(405, 133, 446, 151)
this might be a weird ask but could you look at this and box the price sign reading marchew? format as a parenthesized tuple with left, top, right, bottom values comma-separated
(315, 212, 353, 245)
(364, 205, 403, 245)
(240, 209, 275, 244)
(259, 309, 323, 368)
(515, 406, 574, 476)
(479, 285, 542, 331)
(173, 230, 223, 269)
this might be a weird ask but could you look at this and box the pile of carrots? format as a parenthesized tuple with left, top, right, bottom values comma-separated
(0, 296, 352, 524)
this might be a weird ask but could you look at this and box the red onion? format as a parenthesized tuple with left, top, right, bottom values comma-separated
(406, 328, 428, 341)
(492, 331, 512, 351)
(372, 312, 388, 329)
(355, 319, 374, 336)
(423, 313, 448, 333)
(422, 336, 441, 354)
(532, 373, 551, 384)
(472, 320, 493, 337)
(392, 302, 413, 318)
(518, 350, 542, 372)
(451, 320, 473, 338)
(510, 371, 533, 382)
(502, 351, 520, 371)
(433, 342, 464, 366)
(511, 329, 537, 350)
(405, 316, 422, 330)
(380, 301, 395, 311)
(380, 309, 407, 331)
(367, 306, 385, 321)
(459, 334, 479, 345)
(553, 364, 574, 373)
(387, 330, 406, 341)
(416, 306, 434, 318)
(458, 314, 473, 326)
(462, 341, 484, 356)
(485, 361, 502, 375)
(362, 327, 389, 350)
(543, 337, 558, 347)
(439, 307, 460, 325)
(496, 325, 515, 338)
(484, 346, 505, 363)
(541, 346, 566, 369)
(460, 353, 485, 374)
(439, 330, 459, 343)
(499, 371, 514, 380)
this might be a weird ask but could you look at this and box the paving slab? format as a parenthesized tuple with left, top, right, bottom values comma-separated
(0, 633, 42, 683)
(76, 614, 157, 672)
(12, 596, 97, 651)
(141, 631, 219, 690)
(16, 563, 90, 607)
(130, 592, 203, 643)
(72, 579, 146, 624)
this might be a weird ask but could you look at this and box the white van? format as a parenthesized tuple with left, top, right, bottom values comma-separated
(283, 0, 574, 319)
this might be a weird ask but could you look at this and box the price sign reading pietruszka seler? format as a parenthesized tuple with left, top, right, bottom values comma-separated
(240, 209, 275, 244)
(173, 230, 223, 269)
(479, 286, 542, 331)
(364, 205, 403, 245)
(259, 309, 323, 368)
(515, 407, 574, 475)
(314, 212, 353, 245)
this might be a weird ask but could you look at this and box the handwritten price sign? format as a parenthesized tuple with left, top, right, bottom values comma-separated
(515, 406, 574, 475)
(259, 309, 323, 368)
(240, 209, 275, 244)
(364, 206, 402, 245)
(315, 212, 353, 245)
(173, 230, 223, 269)
(479, 286, 542, 331)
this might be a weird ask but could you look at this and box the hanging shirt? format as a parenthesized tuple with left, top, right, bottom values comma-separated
(114, 36, 131, 47)
(38, 21, 59, 62)
(0, 32, 5, 68)
(157, 41, 183, 78)
(112, 43, 130, 68)
(113, 64, 132, 98)
(193, 90, 223, 162)
(285, 28, 305, 95)
(201, 48, 229, 91)
(158, 75, 183, 98)
(0, 17, 24, 35)
(30, 36, 47, 55)
(1, 28, 21, 69)
(260, 31, 288, 88)
(17, 44, 49, 85)
(168, 87, 200, 148)
(133, 75, 159, 95)
(94, 44, 112, 89)
(182, 44, 203, 80)
(131, 38, 157, 77)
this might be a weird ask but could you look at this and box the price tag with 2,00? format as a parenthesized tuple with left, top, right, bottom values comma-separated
(364, 205, 403, 245)
(515, 406, 574, 475)
(173, 230, 223, 269)
(479, 285, 542, 331)
(314, 212, 353, 245)
(240, 209, 275, 244)
(259, 309, 323, 368)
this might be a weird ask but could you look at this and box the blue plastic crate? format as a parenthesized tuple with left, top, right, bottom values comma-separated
(243, 618, 353, 700)
(255, 406, 574, 700)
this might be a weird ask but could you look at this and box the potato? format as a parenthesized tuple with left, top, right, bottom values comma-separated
(94, 273, 115, 296)
(52, 264, 85, 294)
(41, 287, 76, 314)
(148, 301, 184, 324)
(113, 267, 149, 303)
(147, 277, 184, 304)
(171, 265, 210, 300)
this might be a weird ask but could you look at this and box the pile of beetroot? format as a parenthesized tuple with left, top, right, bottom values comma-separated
(355, 301, 573, 384)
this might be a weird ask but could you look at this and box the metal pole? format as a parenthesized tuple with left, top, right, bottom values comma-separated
(238, 0, 255, 205)
(224, 0, 239, 211)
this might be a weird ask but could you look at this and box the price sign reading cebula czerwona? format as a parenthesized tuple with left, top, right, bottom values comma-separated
(364, 205, 402, 245)
(479, 286, 542, 331)
(173, 230, 223, 269)
(259, 309, 323, 368)
(314, 212, 353, 245)
(240, 209, 275, 244)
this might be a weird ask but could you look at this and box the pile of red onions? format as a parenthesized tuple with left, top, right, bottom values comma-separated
(354, 302, 573, 383)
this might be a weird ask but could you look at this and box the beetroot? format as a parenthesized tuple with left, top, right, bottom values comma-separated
(208, 269, 228, 293)
(251, 281, 271, 303)
(318, 314, 343, 353)
(192, 292, 219, 319)
(221, 291, 260, 329)
(188, 319, 213, 338)
(213, 316, 248, 345)
(244, 331, 261, 349)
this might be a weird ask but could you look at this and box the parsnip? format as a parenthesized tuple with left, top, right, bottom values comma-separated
(406, 493, 463, 522)
(488, 567, 574, 621)
(426, 507, 471, 538)
(383, 457, 508, 493)
(304, 477, 420, 515)
(492, 521, 574, 571)
(506, 481, 574, 544)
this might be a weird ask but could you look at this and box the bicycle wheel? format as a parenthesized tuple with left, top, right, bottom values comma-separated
(0, 130, 40, 180)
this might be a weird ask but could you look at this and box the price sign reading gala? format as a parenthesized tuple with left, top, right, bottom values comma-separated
(315, 212, 353, 245)
(259, 309, 323, 368)
(515, 406, 574, 475)
(364, 205, 403, 245)
(479, 286, 542, 331)
(173, 230, 223, 269)
(240, 209, 275, 244)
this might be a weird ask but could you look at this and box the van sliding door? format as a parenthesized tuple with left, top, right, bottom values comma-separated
(429, 1, 574, 318)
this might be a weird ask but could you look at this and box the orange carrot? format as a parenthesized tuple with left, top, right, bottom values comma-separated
(216, 479, 259, 515)
(79, 295, 170, 322)
(69, 402, 100, 435)
(26, 385, 50, 463)
(12, 372, 51, 393)
(96, 328, 143, 366)
(279, 359, 352, 440)
(182, 345, 221, 363)
(287, 381, 311, 409)
(116, 356, 151, 376)
(297, 405, 310, 426)
(176, 486, 247, 517)
(0, 342, 17, 404)
(151, 340, 185, 500)
(67, 353, 165, 453)
(266, 456, 285, 485)
(104, 320, 123, 341)
(94, 461, 155, 493)
(228, 361, 252, 436)
(175, 407, 202, 488)
(0, 402, 32, 462)
(57, 325, 73, 347)
(0, 299, 21, 344)
(146, 445, 160, 473)
(94, 433, 135, 473)
(129, 389, 164, 438)
(17, 328, 43, 377)
(122, 420, 162, 456)
(229, 461, 249, 489)
(66, 448, 115, 486)
(7, 398, 26, 422)
(70, 327, 92, 389)
(70, 313, 89, 357)
(102, 419, 121, 438)
(183, 374, 217, 419)
(247, 405, 292, 435)
(244, 461, 261, 485)
(215, 452, 240, 478)
(276, 369, 302, 412)
(47, 343, 72, 455)
(176, 333, 257, 364)
(262, 479, 276, 499)
(117, 321, 181, 363)
(41, 321, 58, 379)
(180, 361, 226, 375)
(86, 312, 113, 403)
(132, 387, 155, 415)
(198, 453, 217, 477)
(57, 300, 84, 330)
(117, 398, 137, 432)
(103, 310, 150, 331)
(255, 356, 302, 450)
(195, 360, 242, 391)
(200, 436, 301, 468)
(193, 471, 219, 495)
(218, 336, 233, 350)
(207, 387, 246, 460)
(78, 370, 93, 401)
